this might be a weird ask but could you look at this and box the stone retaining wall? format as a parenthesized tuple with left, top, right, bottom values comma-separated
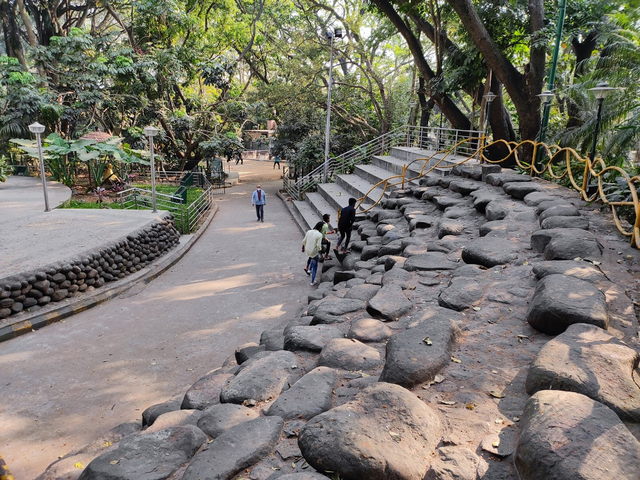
(0, 214, 180, 320)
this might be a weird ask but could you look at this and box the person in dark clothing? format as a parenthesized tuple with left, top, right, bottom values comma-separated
(335, 197, 357, 254)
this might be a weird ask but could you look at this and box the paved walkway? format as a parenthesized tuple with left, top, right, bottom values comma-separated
(0, 161, 310, 479)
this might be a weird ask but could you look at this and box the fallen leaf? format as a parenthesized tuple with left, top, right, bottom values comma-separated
(491, 370, 498, 374)
(292, 462, 296, 468)
(434, 374, 445, 383)
(513, 416, 520, 422)
(439, 400, 456, 406)
(489, 390, 505, 398)
(492, 440, 500, 448)
(523, 260, 528, 266)
(451, 356, 462, 363)
(495, 418, 504, 424)
(627, 255, 634, 259)
(591, 260, 601, 266)
(574, 257, 582, 262)
(389, 431, 402, 442)
(186, 368, 194, 371)
(150, 362, 156, 365)
(75, 462, 84, 469)
(109, 460, 119, 465)
(465, 403, 475, 410)
(423, 336, 433, 346)
(472, 306, 481, 311)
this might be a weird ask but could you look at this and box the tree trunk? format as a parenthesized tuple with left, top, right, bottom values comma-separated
(0, 0, 27, 67)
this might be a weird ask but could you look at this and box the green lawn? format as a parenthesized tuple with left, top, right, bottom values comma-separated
(60, 184, 203, 210)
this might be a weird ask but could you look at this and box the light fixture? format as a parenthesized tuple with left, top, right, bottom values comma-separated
(144, 125, 159, 212)
(29, 122, 50, 212)
(589, 81, 615, 100)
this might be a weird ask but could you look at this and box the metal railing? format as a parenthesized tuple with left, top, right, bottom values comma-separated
(283, 125, 483, 200)
(116, 173, 216, 234)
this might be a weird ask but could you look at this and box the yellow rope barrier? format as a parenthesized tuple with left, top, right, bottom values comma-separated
(0, 454, 15, 480)
(347, 136, 640, 248)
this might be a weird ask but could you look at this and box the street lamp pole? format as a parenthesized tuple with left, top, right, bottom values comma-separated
(483, 92, 497, 137)
(324, 28, 342, 183)
(585, 81, 615, 193)
(29, 122, 50, 212)
(534, 90, 555, 172)
(143, 126, 159, 213)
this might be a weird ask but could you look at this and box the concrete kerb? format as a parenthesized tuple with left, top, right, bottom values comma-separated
(0, 202, 219, 343)
(277, 189, 307, 236)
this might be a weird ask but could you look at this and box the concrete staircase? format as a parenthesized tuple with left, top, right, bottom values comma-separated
(292, 146, 476, 231)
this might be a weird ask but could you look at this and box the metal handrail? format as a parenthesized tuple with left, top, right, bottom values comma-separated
(283, 125, 484, 200)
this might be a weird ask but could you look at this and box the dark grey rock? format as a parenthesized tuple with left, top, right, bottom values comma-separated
(408, 215, 438, 231)
(220, 351, 300, 404)
(438, 278, 484, 311)
(384, 255, 407, 271)
(448, 179, 482, 196)
(515, 390, 640, 480)
(526, 274, 608, 335)
(538, 204, 580, 219)
(284, 325, 344, 352)
(78, 425, 206, 480)
(183, 417, 283, 480)
(366, 285, 412, 321)
(531, 229, 602, 260)
(532, 260, 605, 284)
(142, 399, 181, 427)
(276, 474, 329, 480)
(344, 283, 381, 303)
(522, 192, 561, 206)
(470, 190, 502, 212)
(360, 245, 381, 261)
(526, 323, 640, 421)
(379, 306, 462, 387)
(485, 172, 531, 186)
(479, 220, 520, 237)
(182, 372, 234, 410)
(318, 338, 383, 371)
(433, 196, 467, 210)
(266, 367, 338, 420)
(347, 318, 393, 342)
(333, 270, 356, 285)
(437, 219, 465, 238)
(309, 298, 367, 325)
(381, 267, 411, 286)
(403, 244, 429, 256)
(197, 403, 259, 438)
(145, 409, 203, 433)
(235, 343, 267, 365)
(442, 206, 475, 219)
(260, 326, 286, 351)
(540, 215, 589, 230)
(299, 383, 442, 480)
(378, 242, 403, 257)
(404, 253, 458, 271)
(503, 181, 543, 199)
(461, 237, 518, 267)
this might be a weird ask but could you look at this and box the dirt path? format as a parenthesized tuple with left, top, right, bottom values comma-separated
(0, 161, 311, 479)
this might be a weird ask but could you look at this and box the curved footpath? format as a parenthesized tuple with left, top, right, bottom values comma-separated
(0, 163, 310, 479)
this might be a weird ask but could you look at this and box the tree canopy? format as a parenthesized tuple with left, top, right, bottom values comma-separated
(1, 0, 639, 174)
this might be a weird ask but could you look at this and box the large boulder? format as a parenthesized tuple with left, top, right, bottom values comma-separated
(266, 367, 338, 420)
(515, 390, 640, 480)
(438, 277, 484, 311)
(531, 229, 602, 260)
(347, 318, 393, 342)
(379, 307, 462, 387)
(284, 325, 344, 352)
(78, 426, 206, 480)
(182, 417, 283, 480)
(525, 323, 640, 421)
(196, 403, 259, 439)
(526, 274, 608, 335)
(309, 298, 367, 325)
(181, 372, 234, 410)
(299, 383, 442, 480)
(318, 338, 383, 371)
(403, 253, 457, 271)
(532, 260, 605, 284)
(461, 237, 519, 268)
(220, 351, 300, 404)
(366, 285, 412, 321)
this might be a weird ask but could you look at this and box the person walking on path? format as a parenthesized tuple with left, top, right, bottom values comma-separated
(252, 184, 266, 222)
(302, 221, 324, 285)
(335, 197, 357, 254)
(273, 155, 281, 169)
(304, 213, 335, 273)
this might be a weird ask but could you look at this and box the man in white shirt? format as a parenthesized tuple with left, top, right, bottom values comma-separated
(302, 222, 324, 286)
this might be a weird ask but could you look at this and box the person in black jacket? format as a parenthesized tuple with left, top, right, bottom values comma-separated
(335, 197, 357, 254)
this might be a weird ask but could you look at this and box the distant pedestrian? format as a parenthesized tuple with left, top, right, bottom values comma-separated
(235, 152, 244, 165)
(273, 155, 281, 169)
(302, 221, 324, 286)
(251, 184, 266, 222)
(335, 197, 357, 254)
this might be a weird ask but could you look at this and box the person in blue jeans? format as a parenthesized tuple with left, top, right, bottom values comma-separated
(251, 185, 266, 222)
(302, 221, 324, 285)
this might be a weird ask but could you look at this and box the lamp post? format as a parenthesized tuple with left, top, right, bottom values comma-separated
(534, 90, 555, 171)
(29, 122, 50, 212)
(483, 92, 497, 137)
(588, 81, 615, 162)
(143, 126, 159, 212)
(323, 27, 342, 182)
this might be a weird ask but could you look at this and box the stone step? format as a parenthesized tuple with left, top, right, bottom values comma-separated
(335, 174, 388, 206)
(292, 199, 322, 232)
(317, 183, 373, 213)
(305, 192, 338, 222)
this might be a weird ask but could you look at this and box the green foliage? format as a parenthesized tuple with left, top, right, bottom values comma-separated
(0, 155, 12, 182)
